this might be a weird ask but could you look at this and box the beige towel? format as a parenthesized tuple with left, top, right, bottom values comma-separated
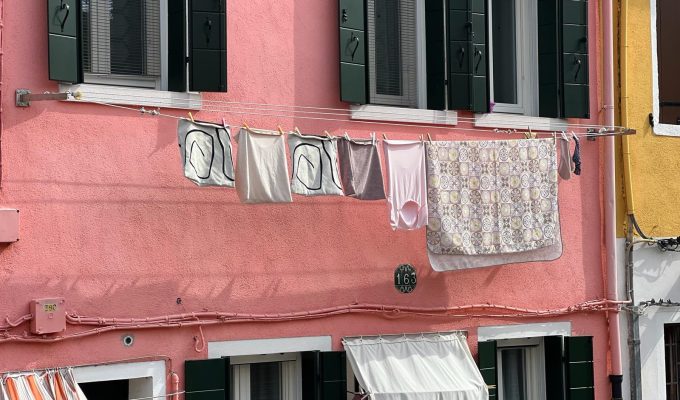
(235, 128, 292, 203)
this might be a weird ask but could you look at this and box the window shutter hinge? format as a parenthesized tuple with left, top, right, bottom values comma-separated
(185, 56, 190, 64)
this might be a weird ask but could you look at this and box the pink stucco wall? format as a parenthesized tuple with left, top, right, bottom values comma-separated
(0, 0, 611, 398)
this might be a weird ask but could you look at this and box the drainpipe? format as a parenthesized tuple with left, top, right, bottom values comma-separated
(603, 0, 623, 398)
(619, 0, 643, 398)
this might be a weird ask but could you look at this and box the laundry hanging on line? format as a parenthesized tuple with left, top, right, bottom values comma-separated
(382, 139, 428, 230)
(287, 132, 344, 196)
(425, 139, 563, 270)
(1, 368, 88, 400)
(235, 127, 293, 204)
(177, 119, 235, 187)
(337, 134, 386, 201)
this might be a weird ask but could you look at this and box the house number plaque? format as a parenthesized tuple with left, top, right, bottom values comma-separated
(394, 264, 417, 294)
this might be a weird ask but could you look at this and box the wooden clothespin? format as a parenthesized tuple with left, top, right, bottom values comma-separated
(277, 125, 285, 135)
(188, 112, 195, 123)
(243, 122, 251, 131)
(382, 133, 388, 140)
(324, 130, 331, 138)
(427, 133, 433, 143)
(222, 118, 228, 128)
(294, 126, 302, 135)
(420, 134, 424, 142)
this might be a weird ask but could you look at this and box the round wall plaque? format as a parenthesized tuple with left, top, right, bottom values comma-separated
(394, 264, 417, 293)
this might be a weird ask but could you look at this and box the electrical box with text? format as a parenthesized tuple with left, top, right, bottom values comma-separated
(30, 298, 65, 334)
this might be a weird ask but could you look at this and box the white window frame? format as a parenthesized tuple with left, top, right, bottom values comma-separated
(83, 0, 167, 90)
(208, 336, 333, 400)
(496, 338, 547, 400)
(478, 323, 572, 400)
(367, 0, 425, 108)
(650, 0, 680, 136)
(487, 0, 539, 116)
(61, 0, 201, 109)
(231, 353, 299, 400)
(72, 360, 165, 400)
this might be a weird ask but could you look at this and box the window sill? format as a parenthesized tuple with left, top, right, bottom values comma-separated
(350, 105, 457, 125)
(474, 113, 567, 132)
(58, 83, 202, 110)
(652, 123, 680, 137)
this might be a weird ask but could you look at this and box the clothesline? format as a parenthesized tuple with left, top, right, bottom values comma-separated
(70, 96, 632, 138)
(74, 91, 623, 130)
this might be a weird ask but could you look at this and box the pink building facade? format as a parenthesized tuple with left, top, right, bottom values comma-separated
(0, 0, 620, 399)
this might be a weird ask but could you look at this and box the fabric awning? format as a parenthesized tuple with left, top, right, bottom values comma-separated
(343, 332, 488, 400)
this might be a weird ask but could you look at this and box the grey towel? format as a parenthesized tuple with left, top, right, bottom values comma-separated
(337, 136, 386, 200)
(177, 119, 235, 187)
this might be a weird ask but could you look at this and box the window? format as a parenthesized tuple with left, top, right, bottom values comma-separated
(478, 336, 594, 400)
(47, 0, 227, 94)
(495, 338, 546, 400)
(72, 361, 165, 400)
(652, 0, 680, 131)
(81, 0, 162, 89)
(231, 354, 299, 400)
(338, 0, 590, 119)
(666, 324, 680, 399)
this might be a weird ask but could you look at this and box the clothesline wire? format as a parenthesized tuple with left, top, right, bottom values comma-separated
(75, 91, 623, 131)
(81, 99, 629, 139)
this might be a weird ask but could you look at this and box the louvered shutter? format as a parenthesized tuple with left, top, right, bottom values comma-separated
(301, 351, 347, 400)
(426, 0, 446, 110)
(537, 0, 560, 118)
(448, 0, 489, 113)
(184, 358, 229, 400)
(339, 0, 368, 104)
(562, 0, 589, 118)
(565, 336, 595, 400)
(47, 0, 82, 83)
(544, 336, 566, 400)
(189, 0, 227, 92)
(168, 0, 187, 92)
(477, 341, 497, 400)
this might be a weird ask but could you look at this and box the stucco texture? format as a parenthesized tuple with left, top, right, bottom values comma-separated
(615, 0, 680, 237)
(0, 0, 611, 398)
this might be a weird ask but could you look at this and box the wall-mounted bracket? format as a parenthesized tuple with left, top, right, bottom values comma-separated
(15, 89, 79, 107)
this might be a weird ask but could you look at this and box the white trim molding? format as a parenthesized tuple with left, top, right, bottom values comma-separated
(208, 336, 332, 359)
(59, 83, 202, 110)
(72, 360, 165, 400)
(649, 0, 680, 136)
(350, 104, 458, 125)
(474, 113, 567, 132)
(477, 322, 571, 341)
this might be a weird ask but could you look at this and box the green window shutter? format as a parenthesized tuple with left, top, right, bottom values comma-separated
(537, 0, 560, 118)
(320, 351, 347, 400)
(184, 358, 229, 400)
(477, 341, 497, 400)
(168, 0, 187, 92)
(565, 336, 595, 400)
(339, 0, 367, 104)
(301, 351, 320, 400)
(544, 336, 566, 400)
(562, 0, 589, 118)
(448, 0, 489, 113)
(301, 351, 346, 400)
(426, 0, 446, 110)
(189, 0, 227, 92)
(47, 0, 82, 83)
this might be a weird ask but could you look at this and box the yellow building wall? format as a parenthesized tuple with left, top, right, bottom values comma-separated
(616, 0, 680, 237)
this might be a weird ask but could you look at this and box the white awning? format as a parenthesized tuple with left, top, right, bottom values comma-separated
(343, 332, 488, 400)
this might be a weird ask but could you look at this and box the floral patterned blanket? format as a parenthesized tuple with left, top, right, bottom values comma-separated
(425, 139, 559, 255)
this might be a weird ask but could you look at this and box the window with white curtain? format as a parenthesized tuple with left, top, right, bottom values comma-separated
(231, 354, 299, 400)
